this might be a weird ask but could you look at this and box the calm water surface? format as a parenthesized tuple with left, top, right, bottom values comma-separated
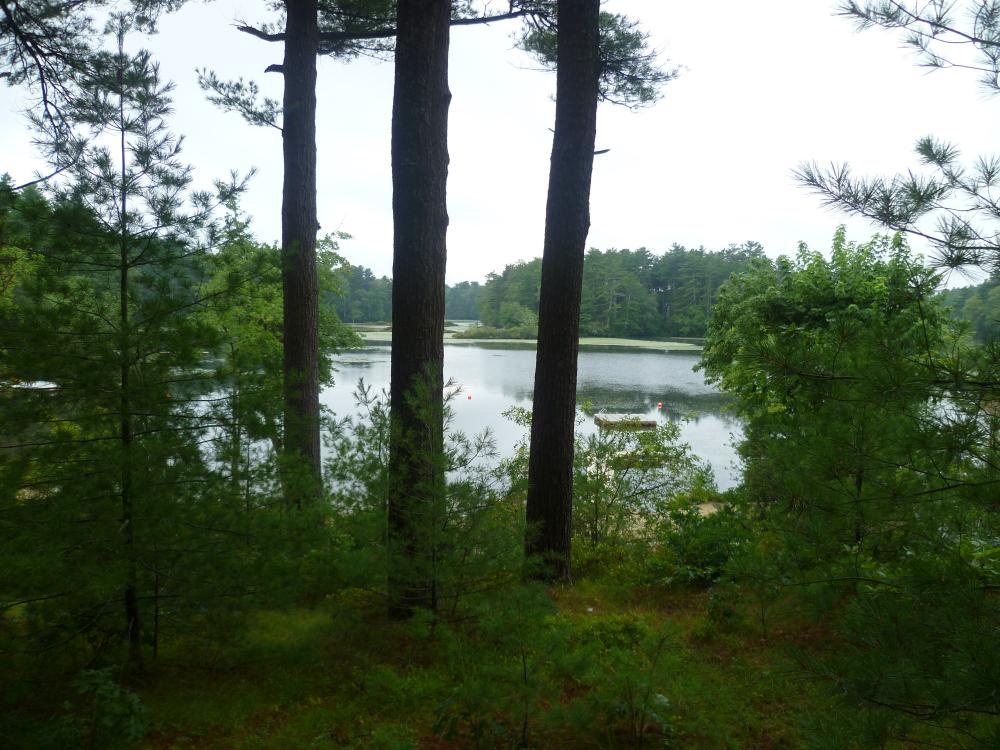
(322, 344, 742, 489)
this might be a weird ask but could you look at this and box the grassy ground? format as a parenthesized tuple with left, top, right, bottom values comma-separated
(4, 576, 978, 749)
(120, 584, 834, 750)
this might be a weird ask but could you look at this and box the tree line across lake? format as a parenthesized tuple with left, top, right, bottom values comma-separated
(334, 241, 767, 338)
(336, 242, 1000, 343)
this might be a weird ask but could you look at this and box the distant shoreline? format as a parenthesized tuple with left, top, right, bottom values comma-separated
(352, 323, 703, 352)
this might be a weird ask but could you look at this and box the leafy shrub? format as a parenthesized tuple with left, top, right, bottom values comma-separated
(45, 668, 145, 750)
(646, 492, 747, 587)
(573, 422, 709, 555)
(553, 616, 679, 749)
(434, 597, 681, 749)
(327, 382, 523, 613)
(571, 612, 649, 653)
(433, 585, 565, 749)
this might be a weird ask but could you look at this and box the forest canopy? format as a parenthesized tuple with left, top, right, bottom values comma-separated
(333, 242, 766, 338)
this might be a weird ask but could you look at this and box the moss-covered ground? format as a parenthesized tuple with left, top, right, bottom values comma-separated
(117, 583, 836, 750)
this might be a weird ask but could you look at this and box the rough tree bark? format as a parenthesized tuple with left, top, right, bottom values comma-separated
(386, 0, 451, 619)
(280, 0, 322, 508)
(524, 0, 601, 583)
(230, 3, 533, 512)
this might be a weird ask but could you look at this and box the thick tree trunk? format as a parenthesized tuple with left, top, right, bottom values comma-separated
(524, 0, 601, 583)
(386, 0, 451, 619)
(281, 0, 322, 508)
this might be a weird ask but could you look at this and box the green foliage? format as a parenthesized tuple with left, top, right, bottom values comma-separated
(702, 228, 1000, 743)
(501, 404, 712, 575)
(500, 403, 728, 593)
(448, 301, 541, 340)
(433, 588, 682, 749)
(332, 263, 392, 323)
(433, 585, 564, 748)
(46, 668, 146, 750)
(203, 221, 360, 498)
(938, 274, 1000, 342)
(196, 71, 282, 131)
(840, 1, 1000, 95)
(571, 421, 709, 553)
(3, 582, 841, 749)
(339, 243, 764, 338)
(552, 618, 678, 749)
(330, 269, 480, 324)
(518, 7, 678, 108)
(0, 0, 95, 119)
(797, 138, 1000, 271)
(801, 3, 1000, 272)
(12, 3, 1000, 748)
(327, 382, 524, 613)
(0, 25, 257, 668)
(477, 258, 542, 328)
(646, 494, 748, 587)
(0, 24, 360, 678)
(498, 300, 538, 328)
(472, 244, 764, 337)
(444, 279, 480, 319)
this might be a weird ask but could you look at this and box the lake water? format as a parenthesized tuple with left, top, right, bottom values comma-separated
(322, 344, 743, 490)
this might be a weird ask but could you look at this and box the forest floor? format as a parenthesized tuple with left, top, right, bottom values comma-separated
(121, 583, 835, 750)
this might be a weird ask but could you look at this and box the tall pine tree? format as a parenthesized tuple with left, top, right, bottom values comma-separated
(1, 16, 245, 673)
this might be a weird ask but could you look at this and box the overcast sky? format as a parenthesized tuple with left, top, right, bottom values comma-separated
(3, 0, 999, 283)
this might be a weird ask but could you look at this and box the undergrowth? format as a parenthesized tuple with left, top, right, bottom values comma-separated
(3, 578, 845, 750)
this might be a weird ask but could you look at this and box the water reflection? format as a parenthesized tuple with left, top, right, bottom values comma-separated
(324, 344, 742, 489)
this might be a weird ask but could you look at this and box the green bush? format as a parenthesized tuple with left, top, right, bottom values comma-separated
(645, 492, 748, 587)
(45, 668, 146, 750)
(553, 616, 679, 749)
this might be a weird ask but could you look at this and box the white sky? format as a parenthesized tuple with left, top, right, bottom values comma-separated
(3, 0, 999, 284)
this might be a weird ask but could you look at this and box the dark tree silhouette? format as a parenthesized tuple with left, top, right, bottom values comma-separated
(386, 0, 452, 617)
(522, 2, 672, 582)
(524, 0, 601, 582)
(213, 2, 537, 507)
(279, 0, 323, 507)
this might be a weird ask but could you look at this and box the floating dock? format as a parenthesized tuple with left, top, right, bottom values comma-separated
(593, 413, 658, 430)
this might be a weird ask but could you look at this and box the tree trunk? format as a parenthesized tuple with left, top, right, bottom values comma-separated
(387, 0, 451, 618)
(524, 0, 601, 583)
(281, 0, 322, 508)
(118, 77, 143, 674)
